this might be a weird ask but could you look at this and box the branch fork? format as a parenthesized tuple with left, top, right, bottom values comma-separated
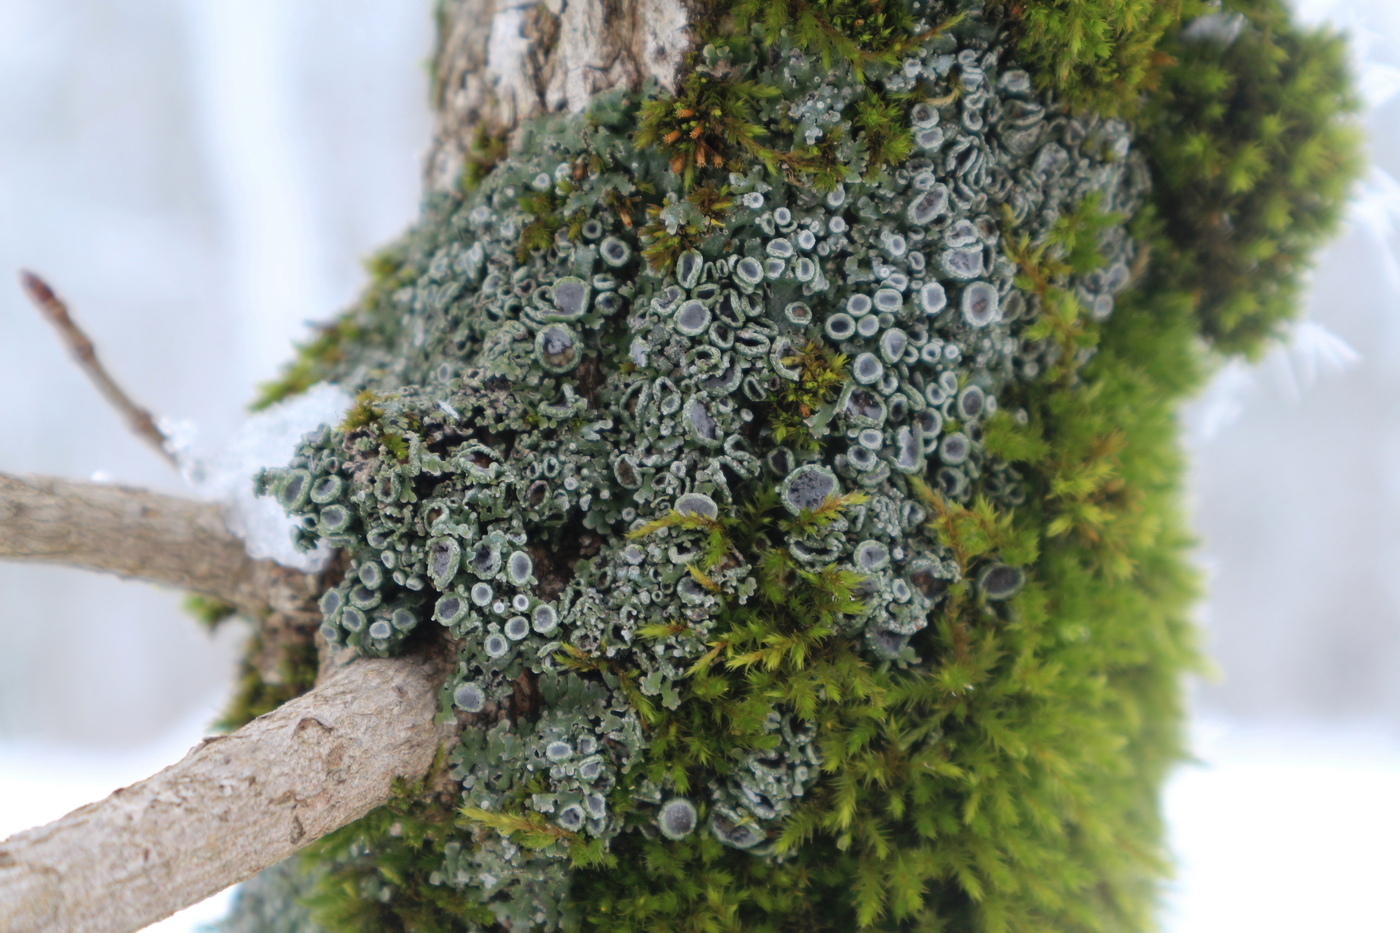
(0, 470, 455, 933)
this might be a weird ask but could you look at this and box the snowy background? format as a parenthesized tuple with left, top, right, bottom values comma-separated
(1, 1, 1399, 929)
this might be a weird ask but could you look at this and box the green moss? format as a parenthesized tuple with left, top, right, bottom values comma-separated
(518, 189, 591, 263)
(251, 319, 364, 411)
(619, 484, 875, 744)
(633, 35, 898, 194)
(1140, 0, 1364, 355)
(769, 341, 851, 450)
(251, 246, 412, 411)
(300, 761, 496, 933)
(184, 593, 238, 630)
(381, 431, 410, 462)
(339, 390, 385, 432)
(731, 0, 954, 77)
(635, 57, 780, 187)
(989, 0, 1363, 354)
(564, 155, 1205, 933)
(995, 0, 1205, 115)
(851, 91, 915, 179)
(640, 183, 736, 272)
(462, 126, 509, 193)
(216, 636, 318, 732)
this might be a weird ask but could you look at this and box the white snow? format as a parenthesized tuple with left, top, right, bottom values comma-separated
(165, 381, 353, 572)
(1163, 718, 1400, 932)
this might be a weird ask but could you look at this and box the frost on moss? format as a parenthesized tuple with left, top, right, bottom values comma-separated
(232, 0, 1359, 930)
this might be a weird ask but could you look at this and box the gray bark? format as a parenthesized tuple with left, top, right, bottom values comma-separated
(0, 650, 454, 933)
(425, 0, 695, 192)
(0, 471, 311, 622)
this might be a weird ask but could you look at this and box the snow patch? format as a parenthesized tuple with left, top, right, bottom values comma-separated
(165, 383, 352, 571)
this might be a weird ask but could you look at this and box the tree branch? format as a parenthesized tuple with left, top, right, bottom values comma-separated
(0, 650, 455, 933)
(19, 270, 176, 466)
(0, 471, 314, 621)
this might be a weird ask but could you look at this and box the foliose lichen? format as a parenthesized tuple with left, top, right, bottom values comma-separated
(231, 0, 1360, 930)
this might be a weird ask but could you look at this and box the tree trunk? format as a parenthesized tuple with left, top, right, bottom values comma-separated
(0, 2, 1361, 932)
(424, 0, 694, 192)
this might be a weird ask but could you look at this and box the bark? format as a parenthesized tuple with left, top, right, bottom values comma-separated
(425, 0, 695, 192)
(0, 649, 455, 933)
(0, 471, 317, 624)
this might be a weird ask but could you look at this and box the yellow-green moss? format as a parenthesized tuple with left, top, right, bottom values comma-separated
(183, 593, 238, 630)
(216, 637, 318, 732)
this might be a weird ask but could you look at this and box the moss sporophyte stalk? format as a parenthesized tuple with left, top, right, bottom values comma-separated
(233, 0, 1360, 930)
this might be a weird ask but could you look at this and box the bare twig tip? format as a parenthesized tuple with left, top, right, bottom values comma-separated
(17, 268, 177, 467)
(19, 269, 57, 306)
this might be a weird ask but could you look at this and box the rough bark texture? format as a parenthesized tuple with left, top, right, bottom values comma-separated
(0, 650, 454, 933)
(0, 471, 319, 625)
(425, 0, 695, 192)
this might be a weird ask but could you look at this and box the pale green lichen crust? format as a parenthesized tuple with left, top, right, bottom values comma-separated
(237, 0, 1360, 930)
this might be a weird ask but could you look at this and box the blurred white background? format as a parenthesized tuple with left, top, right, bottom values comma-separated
(1, 1, 1398, 929)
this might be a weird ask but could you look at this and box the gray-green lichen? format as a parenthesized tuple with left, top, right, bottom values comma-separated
(213, 0, 1369, 923)
(254, 8, 1145, 925)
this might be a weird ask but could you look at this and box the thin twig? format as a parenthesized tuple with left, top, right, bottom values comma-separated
(0, 470, 318, 623)
(18, 269, 177, 465)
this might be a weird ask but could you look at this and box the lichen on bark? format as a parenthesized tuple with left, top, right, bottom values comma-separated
(226, 0, 1361, 930)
